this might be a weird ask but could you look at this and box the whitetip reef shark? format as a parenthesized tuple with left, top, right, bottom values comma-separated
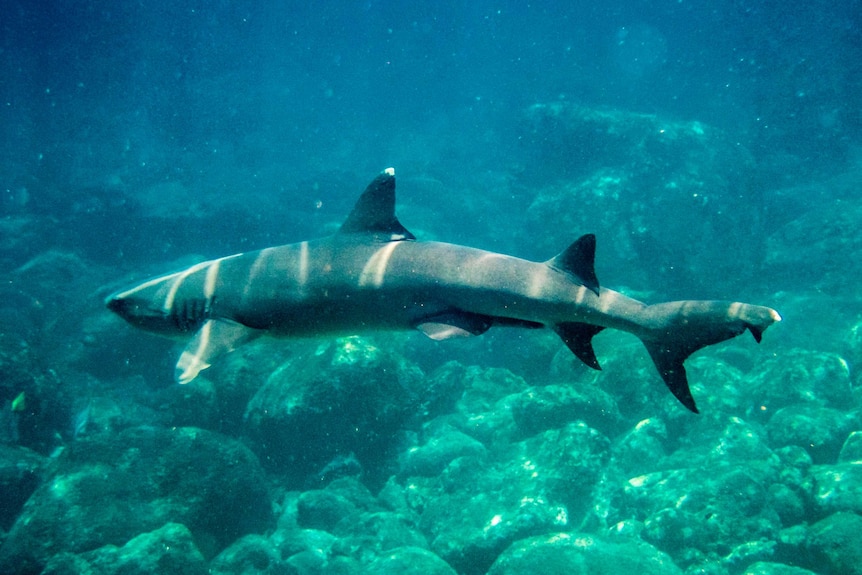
(106, 168, 781, 413)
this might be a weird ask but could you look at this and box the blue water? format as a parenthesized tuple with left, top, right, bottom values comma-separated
(1, 1, 860, 574)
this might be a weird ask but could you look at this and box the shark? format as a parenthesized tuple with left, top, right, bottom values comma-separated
(106, 168, 781, 413)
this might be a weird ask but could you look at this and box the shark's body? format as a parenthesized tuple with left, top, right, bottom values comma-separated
(107, 169, 780, 412)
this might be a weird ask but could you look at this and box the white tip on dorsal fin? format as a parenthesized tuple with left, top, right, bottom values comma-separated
(338, 169, 416, 241)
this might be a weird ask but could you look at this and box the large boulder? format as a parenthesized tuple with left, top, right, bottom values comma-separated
(40, 522, 207, 575)
(0, 426, 272, 573)
(766, 197, 862, 292)
(806, 512, 862, 575)
(411, 422, 610, 575)
(766, 405, 859, 464)
(518, 102, 762, 296)
(208, 534, 283, 575)
(742, 562, 818, 575)
(486, 532, 683, 575)
(365, 546, 457, 575)
(0, 444, 44, 532)
(617, 416, 786, 570)
(243, 336, 429, 485)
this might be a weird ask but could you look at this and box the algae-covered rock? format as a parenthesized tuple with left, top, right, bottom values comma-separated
(662, 415, 777, 471)
(41, 522, 207, 575)
(453, 364, 528, 415)
(806, 512, 862, 575)
(271, 527, 336, 567)
(519, 102, 761, 296)
(611, 417, 668, 477)
(633, 466, 782, 563)
(510, 381, 624, 438)
(811, 463, 862, 516)
(290, 476, 394, 535)
(486, 531, 683, 575)
(618, 416, 785, 569)
(0, 426, 272, 573)
(766, 198, 862, 292)
(244, 336, 425, 482)
(747, 350, 854, 416)
(332, 511, 429, 559)
(0, 444, 45, 532)
(451, 364, 528, 448)
(838, 431, 862, 463)
(366, 546, 457, 575)
(412, 422, 610, 575)
(297, 489, 360, 532)
(766, 405, 859, 463)
(400, 423, 487, 477)
(209, 534, 283, 575)
(742, 561, 818, 575)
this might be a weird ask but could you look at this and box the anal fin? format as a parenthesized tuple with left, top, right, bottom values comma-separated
(176, 319, 261, 384)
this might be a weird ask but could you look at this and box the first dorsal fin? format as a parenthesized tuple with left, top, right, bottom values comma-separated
(339, 168, 416, 241)
(546, 234, 600, 296)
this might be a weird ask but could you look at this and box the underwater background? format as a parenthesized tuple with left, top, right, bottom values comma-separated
(1, 1, 861, 574)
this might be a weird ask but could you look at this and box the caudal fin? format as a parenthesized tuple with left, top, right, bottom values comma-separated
(640, 301, 781, 413)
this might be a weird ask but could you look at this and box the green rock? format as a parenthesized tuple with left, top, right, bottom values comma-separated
(748, 351, 853, 414)
(766, 483, 806, 526)
(0, 426, 272, 573)
(412, 422, 610, 575)
(766, 199, 862, 291)
(244, 336, 425, 482)
(41, 523, 207, 575)
(838, 430, 862, 462)
(611, 417, 668, 477)
(618, 417, 784, 568)
(741, 561, 817, 575)
(297, 490, 359, 532)
(271, 527, 336, 563)
(766, 405, 859, 463)
(454, 365, 529, 415)
(366, 546, 457, 575)
(0, 444, 44, 531)
(209, 534, 283, 575)
(401, 424, 486, 476)
(452, 365, 528, 448)
(486, 532, 683, 575)
(521, 101, 760, 296)
(333, 511, 428, 557)
(811, 463, 862, 515)
(806, 512, 862, 575)
(510, 382, 623, 438)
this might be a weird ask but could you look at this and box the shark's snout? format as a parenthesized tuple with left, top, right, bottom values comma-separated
(105, 292, 174, 334)
(105, 294, 127, 315)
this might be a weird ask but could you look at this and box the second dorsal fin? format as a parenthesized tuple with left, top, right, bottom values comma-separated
(546, 234, 600, 296)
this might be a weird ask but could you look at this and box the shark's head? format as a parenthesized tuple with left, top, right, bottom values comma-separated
(106, 290, 174, 333)
(106, 268, 210, 336)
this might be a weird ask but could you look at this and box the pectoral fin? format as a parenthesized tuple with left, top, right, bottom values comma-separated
(176, 319, 261, 384)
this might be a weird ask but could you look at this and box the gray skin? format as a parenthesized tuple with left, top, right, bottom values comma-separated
(106, 169, 780, 413)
